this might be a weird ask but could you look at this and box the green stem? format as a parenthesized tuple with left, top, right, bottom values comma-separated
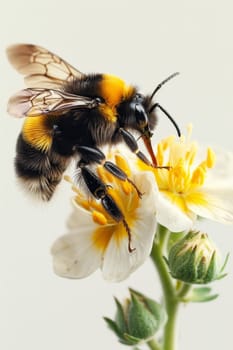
(147, 338, 162, 350)
(151, 226, 174, 299)
(163, 301, 179, 350)
(150, 225, 179, 350)
(177, 282, 192, 299)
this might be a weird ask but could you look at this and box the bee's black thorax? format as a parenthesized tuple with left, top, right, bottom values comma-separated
(64, 73, 103, 98)
(63, 73, 157, 147)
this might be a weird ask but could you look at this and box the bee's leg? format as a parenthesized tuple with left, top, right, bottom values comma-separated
(119, 128, 154, 166)
(76, 146, 142, 197)
(119, 128, 170, 169)
(78, 162, 135, 253)
(103, 161, 143, 197)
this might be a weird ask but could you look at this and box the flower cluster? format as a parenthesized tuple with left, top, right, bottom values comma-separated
(51, 126, 233, 282)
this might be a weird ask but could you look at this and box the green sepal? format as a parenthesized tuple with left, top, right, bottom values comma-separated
(104, 289, 166, 345)
(180, 287, 219, 303)
(129, 289, 167, 329)
(114, 297, 128, 334)
(167, 231, 186, 252)
(123, 333, 141, 345)
(104, 316, 135, 346)
(168, 231, 228, 284)
(127, 293, 160, 339)
(215, 253, 230, 281)
(103, 317, 124, 339)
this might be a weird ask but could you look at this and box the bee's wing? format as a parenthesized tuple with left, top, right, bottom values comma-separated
(6, 44, 84, 88)
(8, 88, 98, 118)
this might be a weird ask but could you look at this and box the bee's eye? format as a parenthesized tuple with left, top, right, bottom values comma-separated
(135, 104, 148, 128)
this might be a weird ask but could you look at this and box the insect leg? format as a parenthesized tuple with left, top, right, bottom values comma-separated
(103, 161, 143, 197)
(79, 163, 135, 253)
(76, 145, 142, 197)
(119, 128, 154, 165)
(119, 128, 171, 169)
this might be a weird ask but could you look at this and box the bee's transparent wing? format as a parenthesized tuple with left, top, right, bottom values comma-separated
(8, 88, 98, 118)
(6, 44, 84, 88)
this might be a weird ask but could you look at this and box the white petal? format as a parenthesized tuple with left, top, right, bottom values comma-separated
(188, 185, 233, 224)
(102, 213, 156, 282)
(129, 209, 157, 272)
(101, 234, 133, 282)
(132, 170, 158, 197)
(66, 199, 93, 232)
(51, 228, 102, 279)
(210, 148, 233, 180)
(156, 194, 194, 232)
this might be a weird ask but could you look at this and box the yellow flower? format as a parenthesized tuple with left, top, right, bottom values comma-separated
(137, 126, 233, 231)
(51, 151, 157, 282)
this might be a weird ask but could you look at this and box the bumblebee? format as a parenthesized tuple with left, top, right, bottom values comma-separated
(7, 44, 180, 249)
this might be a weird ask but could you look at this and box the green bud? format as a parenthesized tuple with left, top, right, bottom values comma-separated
(104, 289, 166, 345)
(168, 230, 226, 284)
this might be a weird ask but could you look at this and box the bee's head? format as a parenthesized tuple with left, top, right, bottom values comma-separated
(117, 73, 181, 166)
(129, 93, 153, 137)
(128, 93, 157, 165)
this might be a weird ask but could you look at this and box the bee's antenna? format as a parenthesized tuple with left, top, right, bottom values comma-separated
(149, 103, 181, 137)
(149, 72, 180, 101)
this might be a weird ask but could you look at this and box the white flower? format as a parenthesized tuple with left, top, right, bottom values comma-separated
(51, 152, 158, 282)
(136, 126, 233, 232)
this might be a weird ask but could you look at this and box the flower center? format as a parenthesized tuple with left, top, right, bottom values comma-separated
(137, 127, 216, 215)
(65, 153, 140, 252)
(156, 135, 215, 194)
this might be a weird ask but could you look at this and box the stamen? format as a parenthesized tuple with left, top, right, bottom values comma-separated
(115, 154, 131, 177)
(191, 166, 206, 186)
(161, 135, 175, 150)
(64, 175, 82, 195)
(206, 148, 216, 168)
(157, 143, 164, 166)
(73, 195, 92, 210)
(97, 165, 114, 183)
(169, 159, 189, 192)
(185, 144, 197, 166)
(122, 181, 132, 195)
(64, 175, 73, 184)
(92, 210, 108, 225)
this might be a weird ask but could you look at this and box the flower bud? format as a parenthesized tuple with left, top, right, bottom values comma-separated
(168, 231, 226, 284)
(104, 289, 166, 345)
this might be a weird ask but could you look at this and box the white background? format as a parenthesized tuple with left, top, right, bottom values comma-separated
(0, 1, 233, 349)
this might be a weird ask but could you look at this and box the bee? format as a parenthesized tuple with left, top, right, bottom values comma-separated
(7, 44, 180, 250)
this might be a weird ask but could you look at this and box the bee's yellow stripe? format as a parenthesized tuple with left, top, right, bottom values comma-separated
(22, 115, 53, 151)
(99, 74, 134, 122)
